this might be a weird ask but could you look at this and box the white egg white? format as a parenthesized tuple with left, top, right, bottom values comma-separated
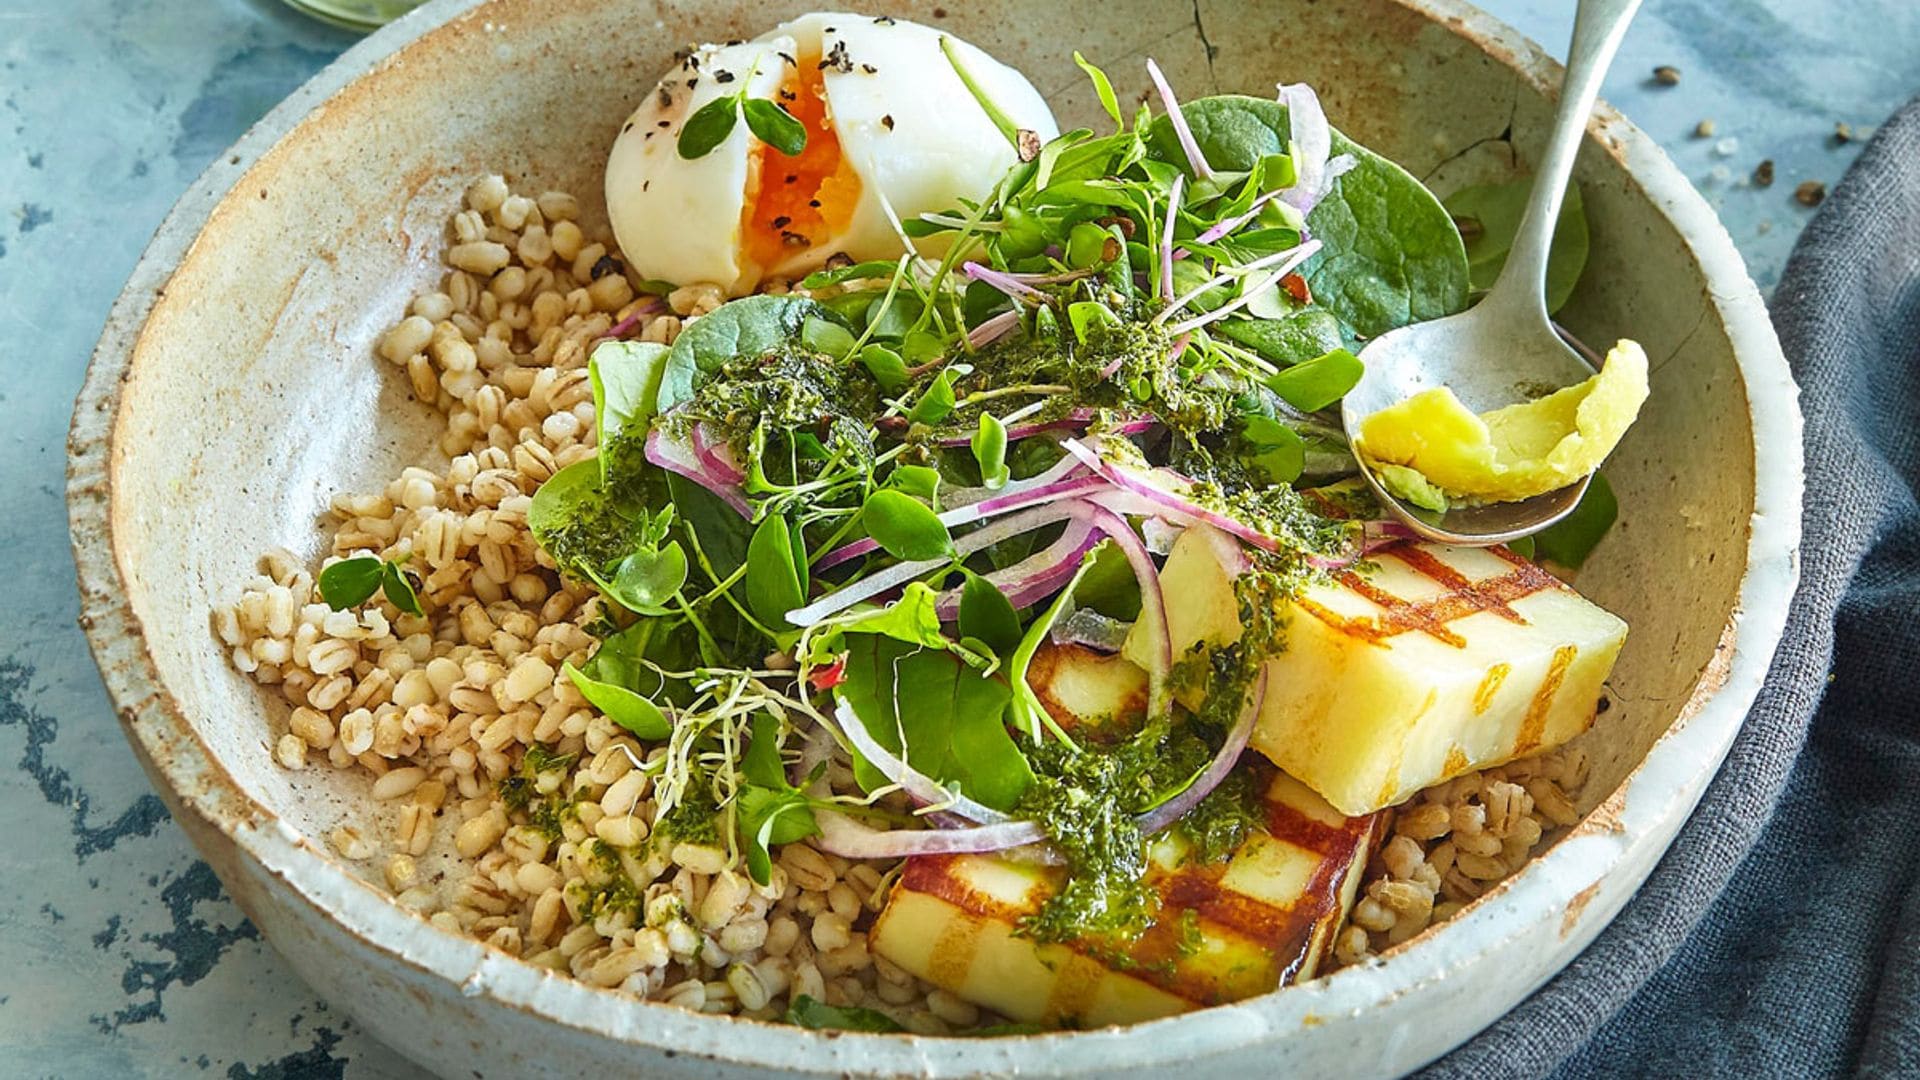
(605, 13, 1059, 296)
(605, 38, 792, 295)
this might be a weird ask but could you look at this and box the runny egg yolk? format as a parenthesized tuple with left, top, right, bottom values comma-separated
(740, 53, 862, 276)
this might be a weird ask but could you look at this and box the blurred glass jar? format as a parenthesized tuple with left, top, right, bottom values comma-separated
(283, 0, 429, 32)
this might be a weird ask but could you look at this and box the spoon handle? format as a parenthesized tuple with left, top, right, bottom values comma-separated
(1486, 0, 1642, 327)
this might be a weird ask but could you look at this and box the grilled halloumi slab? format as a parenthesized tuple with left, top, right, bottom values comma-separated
(1130, 523, 1626, 816)
(868, 768, 1382, 1027)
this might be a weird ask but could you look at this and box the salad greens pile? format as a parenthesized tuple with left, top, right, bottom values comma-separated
(510, 53, 1601, 945)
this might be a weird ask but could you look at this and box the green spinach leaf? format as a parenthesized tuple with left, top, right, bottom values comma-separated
(669, 471, 752, 581)
(958, 572, 1022, 654)
(1534, 470, 1617, 569)
(838, 635, 1031, 809)
(1304, 128, 1470, 338)
(1444, 177, 1589, 314)
(589, 340, 671, 484)
(656, 295, 828, 413)
(1215, 307, 1347, 366)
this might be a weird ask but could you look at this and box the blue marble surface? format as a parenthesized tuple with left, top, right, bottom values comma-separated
(0, 0, 1911, 1075)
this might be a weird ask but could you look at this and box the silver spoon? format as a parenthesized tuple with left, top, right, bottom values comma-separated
(1341, 0, 1642, 545)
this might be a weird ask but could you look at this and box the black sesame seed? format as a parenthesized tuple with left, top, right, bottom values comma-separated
(881, 114, 895, 130)
(785, 174, 798, 184)
(779, 51, 797, 67)
(591, 255, 624, 280)
(862, 63, 878, 74)
(808, 199, 821, 208)
(622, 121, 633, 133)
(657, 120, 671, 128)
(715, 70, 735, 84)
(771, 215, 792, 228)
(1752, 159, 1775, 187)
(872, 14, 896, 24)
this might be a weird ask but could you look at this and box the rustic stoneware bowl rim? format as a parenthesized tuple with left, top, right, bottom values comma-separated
(68, 0, 1804, 1073)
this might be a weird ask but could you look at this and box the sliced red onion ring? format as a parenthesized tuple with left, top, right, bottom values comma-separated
(814, 473, 1105, 573)
(597, 298, 663, 340)
(811, 807, 1050, 859)
(788, 502, 1083, 626)
(645, 427, 751, 517)
(967, 309, 1021, 349)
(1160, 172, 1184, 303)
(964, 261, 1047, 303)
(1168, 239, 1324, 335)
(829, 701, 1015, 825)
(944, 451, 1086, 510)
(690, 422, 744, 485)
(1278, 83, 1333, 214)
(1136, 669, 1267, 835)
(933, 518, 1098, 619)
(1147, 58, 1214, 181)
(1065, 437, 1360, 571)
(932, 409, 1158, 448)
(1195, 188, 1287, 246)
(1070, 498, 1172, 720)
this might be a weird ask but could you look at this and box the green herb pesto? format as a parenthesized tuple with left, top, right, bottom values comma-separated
(498, 745, 579, 840)
(657, 772, 723, 847)
(571, 838, 643, 918)
(675, 345, 875, 461)
(1014, 723, 1214, 945)
(540, 484, 635, 582)
(1176, 768, 1264, 866)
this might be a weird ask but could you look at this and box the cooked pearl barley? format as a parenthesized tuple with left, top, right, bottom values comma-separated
(274, 734, 308, 770)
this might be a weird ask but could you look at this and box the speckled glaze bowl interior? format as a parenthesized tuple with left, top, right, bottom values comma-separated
(68, 0, 1800, 1075)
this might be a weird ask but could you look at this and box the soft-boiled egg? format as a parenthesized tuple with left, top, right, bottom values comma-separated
(606, 13, 1058, 296)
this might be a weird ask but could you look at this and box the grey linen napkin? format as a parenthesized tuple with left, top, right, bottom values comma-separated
(1424, 94, 1920, 1079)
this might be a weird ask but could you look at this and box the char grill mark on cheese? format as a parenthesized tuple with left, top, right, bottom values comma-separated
(1309, 543, 1563, 648)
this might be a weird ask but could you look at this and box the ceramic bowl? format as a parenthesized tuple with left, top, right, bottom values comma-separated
(68, 0, 1801, 1074)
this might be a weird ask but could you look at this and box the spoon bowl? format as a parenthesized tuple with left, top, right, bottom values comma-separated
(1343, 0, 1640, 545)
(1344, 302, 1599, 544)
